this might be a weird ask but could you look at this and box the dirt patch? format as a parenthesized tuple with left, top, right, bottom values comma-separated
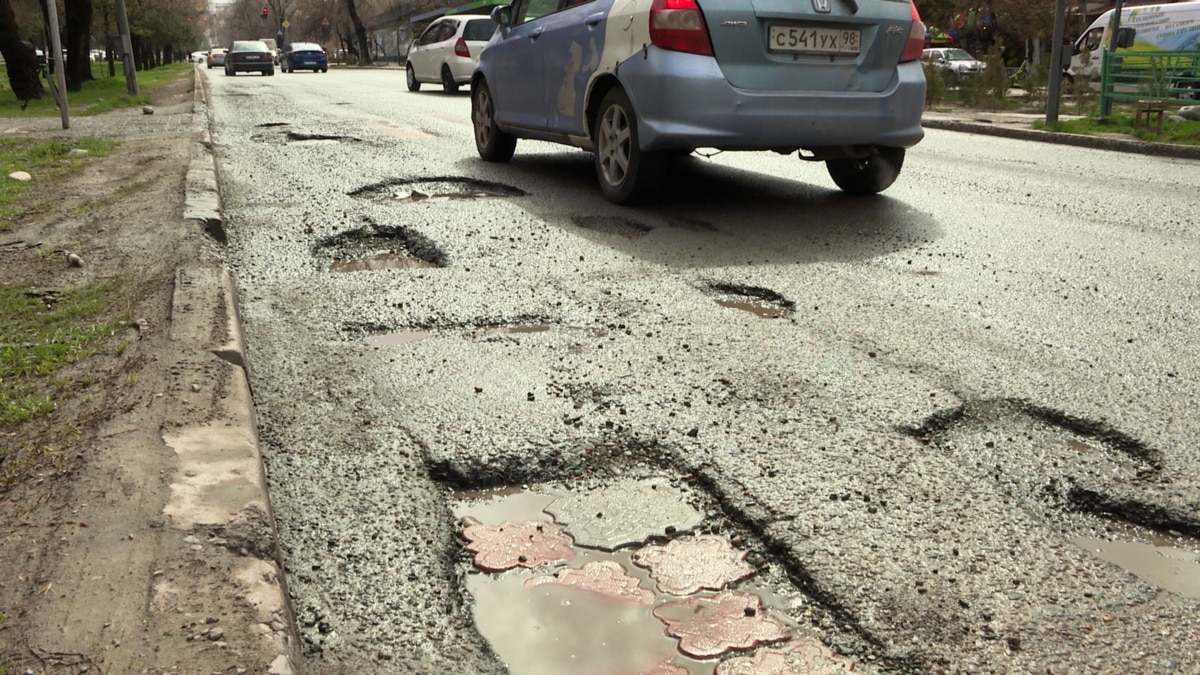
(0, 73, 287, 674)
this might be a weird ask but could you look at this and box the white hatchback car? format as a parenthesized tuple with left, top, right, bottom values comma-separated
(406, 15, 498, 93)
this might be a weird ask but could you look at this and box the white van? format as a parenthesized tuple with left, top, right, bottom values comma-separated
(1070, 2, 1200, 78)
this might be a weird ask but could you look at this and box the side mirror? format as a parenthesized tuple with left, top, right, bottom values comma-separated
(1061, 49, 1073, 67)
(1116, 27, 1136, 49)
(491, 5, 512, 27)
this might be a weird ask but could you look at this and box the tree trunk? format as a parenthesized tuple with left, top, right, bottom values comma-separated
(0, 0, 45, 102)
(64, 0, 92, 91)
(343, 0, 371, 65)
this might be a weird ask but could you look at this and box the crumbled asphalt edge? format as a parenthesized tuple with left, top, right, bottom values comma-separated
(192, 68, 304, 673)
(900, 398, 1200, 538)
(339, 313, 556, 337)
(922, 117, 1200, 161)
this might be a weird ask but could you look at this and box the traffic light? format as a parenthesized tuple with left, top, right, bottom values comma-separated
(262, 6, 269, 17)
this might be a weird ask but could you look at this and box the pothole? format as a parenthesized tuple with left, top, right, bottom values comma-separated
(451, 477, 852, 674)
(250, 123, 362, 144)
(314, 221, 447, 272)
(348, 177, 526, 203)
(905, 399, 1200, 586)
(366, 331, 431, 347)
(707, 282, 795, 319)
(668, 217, 719, 232)
(571, 215, 652, 238)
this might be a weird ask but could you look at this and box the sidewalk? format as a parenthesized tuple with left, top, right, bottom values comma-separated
(921, 106, 1200, 160)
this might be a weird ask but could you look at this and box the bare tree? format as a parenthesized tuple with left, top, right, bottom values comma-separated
(343, 0, 368, 64)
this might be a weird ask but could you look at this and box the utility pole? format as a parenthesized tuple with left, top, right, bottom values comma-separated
(115, 0, 138, 95)
(1045, 0, 1067, 124)
(1100, 0, 1125, 118)
(43, 0, 69, 129)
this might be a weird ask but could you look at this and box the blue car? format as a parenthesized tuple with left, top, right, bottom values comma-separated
(282, 43, 329, 73)
(472, 0, 927, 204)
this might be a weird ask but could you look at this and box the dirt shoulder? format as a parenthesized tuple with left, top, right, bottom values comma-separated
(1, 71, 296, 675)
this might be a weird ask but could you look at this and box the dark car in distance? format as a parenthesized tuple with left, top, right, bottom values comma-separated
(282, 43, 329, 73)
(224, 40, 275, 76)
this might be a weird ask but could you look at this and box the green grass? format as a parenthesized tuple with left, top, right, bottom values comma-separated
(1035, 110, 1200, 145)
(0, 137, 117, 223)
(0, 61, 192, 117)
(0, 280, 126, 425)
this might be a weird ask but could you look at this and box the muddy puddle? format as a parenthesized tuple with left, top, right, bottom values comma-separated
(451, 481, 843, 674)
(716, 300, 790, 319)
(1075, 536, 1200, 598)
(366, 331, 430, 347)
(329, 252, 437, 273)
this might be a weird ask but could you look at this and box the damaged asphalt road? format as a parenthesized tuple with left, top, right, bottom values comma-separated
(203, 70, 1200, 673)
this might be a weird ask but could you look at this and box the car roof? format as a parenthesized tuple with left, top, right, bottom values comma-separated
(231, 40, 269, 51)
(289, 43, 322, 50)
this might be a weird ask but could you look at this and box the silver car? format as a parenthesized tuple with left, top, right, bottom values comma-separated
(472, 0, 927, 204)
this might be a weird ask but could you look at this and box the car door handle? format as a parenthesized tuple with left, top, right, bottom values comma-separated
(586, 12, 604, 27)
(530, 27, 544, 40)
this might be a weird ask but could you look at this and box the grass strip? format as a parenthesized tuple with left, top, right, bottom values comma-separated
(0, 62, 191, 117)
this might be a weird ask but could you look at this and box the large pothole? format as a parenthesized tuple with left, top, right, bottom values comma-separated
(451, 476, 855, 674)
(250, 122, 362, 145)
(348, 177, 526, 203)
(313, 220, 447, 272)
(905, 399, 1200, 600)
(705, 282, 795, 319)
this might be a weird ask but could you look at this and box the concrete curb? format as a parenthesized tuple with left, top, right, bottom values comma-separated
(184, 65, 302, 675)
(922, 116, 1200, 161)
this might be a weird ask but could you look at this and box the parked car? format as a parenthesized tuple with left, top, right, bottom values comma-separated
(471, 0, 926, 204)
(259, 38, 281, 65)
(206, 48, 228, 69)
(282, 43, 328, 73)
(407, 15, 497, 93)
(921, 47, 986, 75)
(224, 41, 275, 76)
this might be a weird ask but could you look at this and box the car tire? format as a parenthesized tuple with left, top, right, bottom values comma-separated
(825, 147, 905, 195)
(322, 68, 328, 73)
(267, 68, 274, 76)
(407, 63, 421, 92)
(593, 88, 662, 205)
(472, 79, 516, 162)
(441, 65, 459, 94)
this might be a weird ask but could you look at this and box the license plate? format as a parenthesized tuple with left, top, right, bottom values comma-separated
(768, 25, 861, 55)
(245, 55, 260, 60)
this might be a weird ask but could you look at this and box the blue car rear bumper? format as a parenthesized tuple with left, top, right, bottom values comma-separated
(616, 49, 925, 151)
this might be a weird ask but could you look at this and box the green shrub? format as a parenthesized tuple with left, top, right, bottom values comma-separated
(923, 62, 948, 107)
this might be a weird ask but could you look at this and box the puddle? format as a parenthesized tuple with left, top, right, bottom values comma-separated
(366, 331, 430, 348)
(329, 252, 437, 273)
(707, 282, 795, 319)
(453, 481, 833, 675)
(1075, 537, 1200, 598)
(466, 549, 714, 675)
(505, 324, 551, 334)
(349, 177, 526, 203)
(716, 299, 789, 319)
(571, 215, 652, 238)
